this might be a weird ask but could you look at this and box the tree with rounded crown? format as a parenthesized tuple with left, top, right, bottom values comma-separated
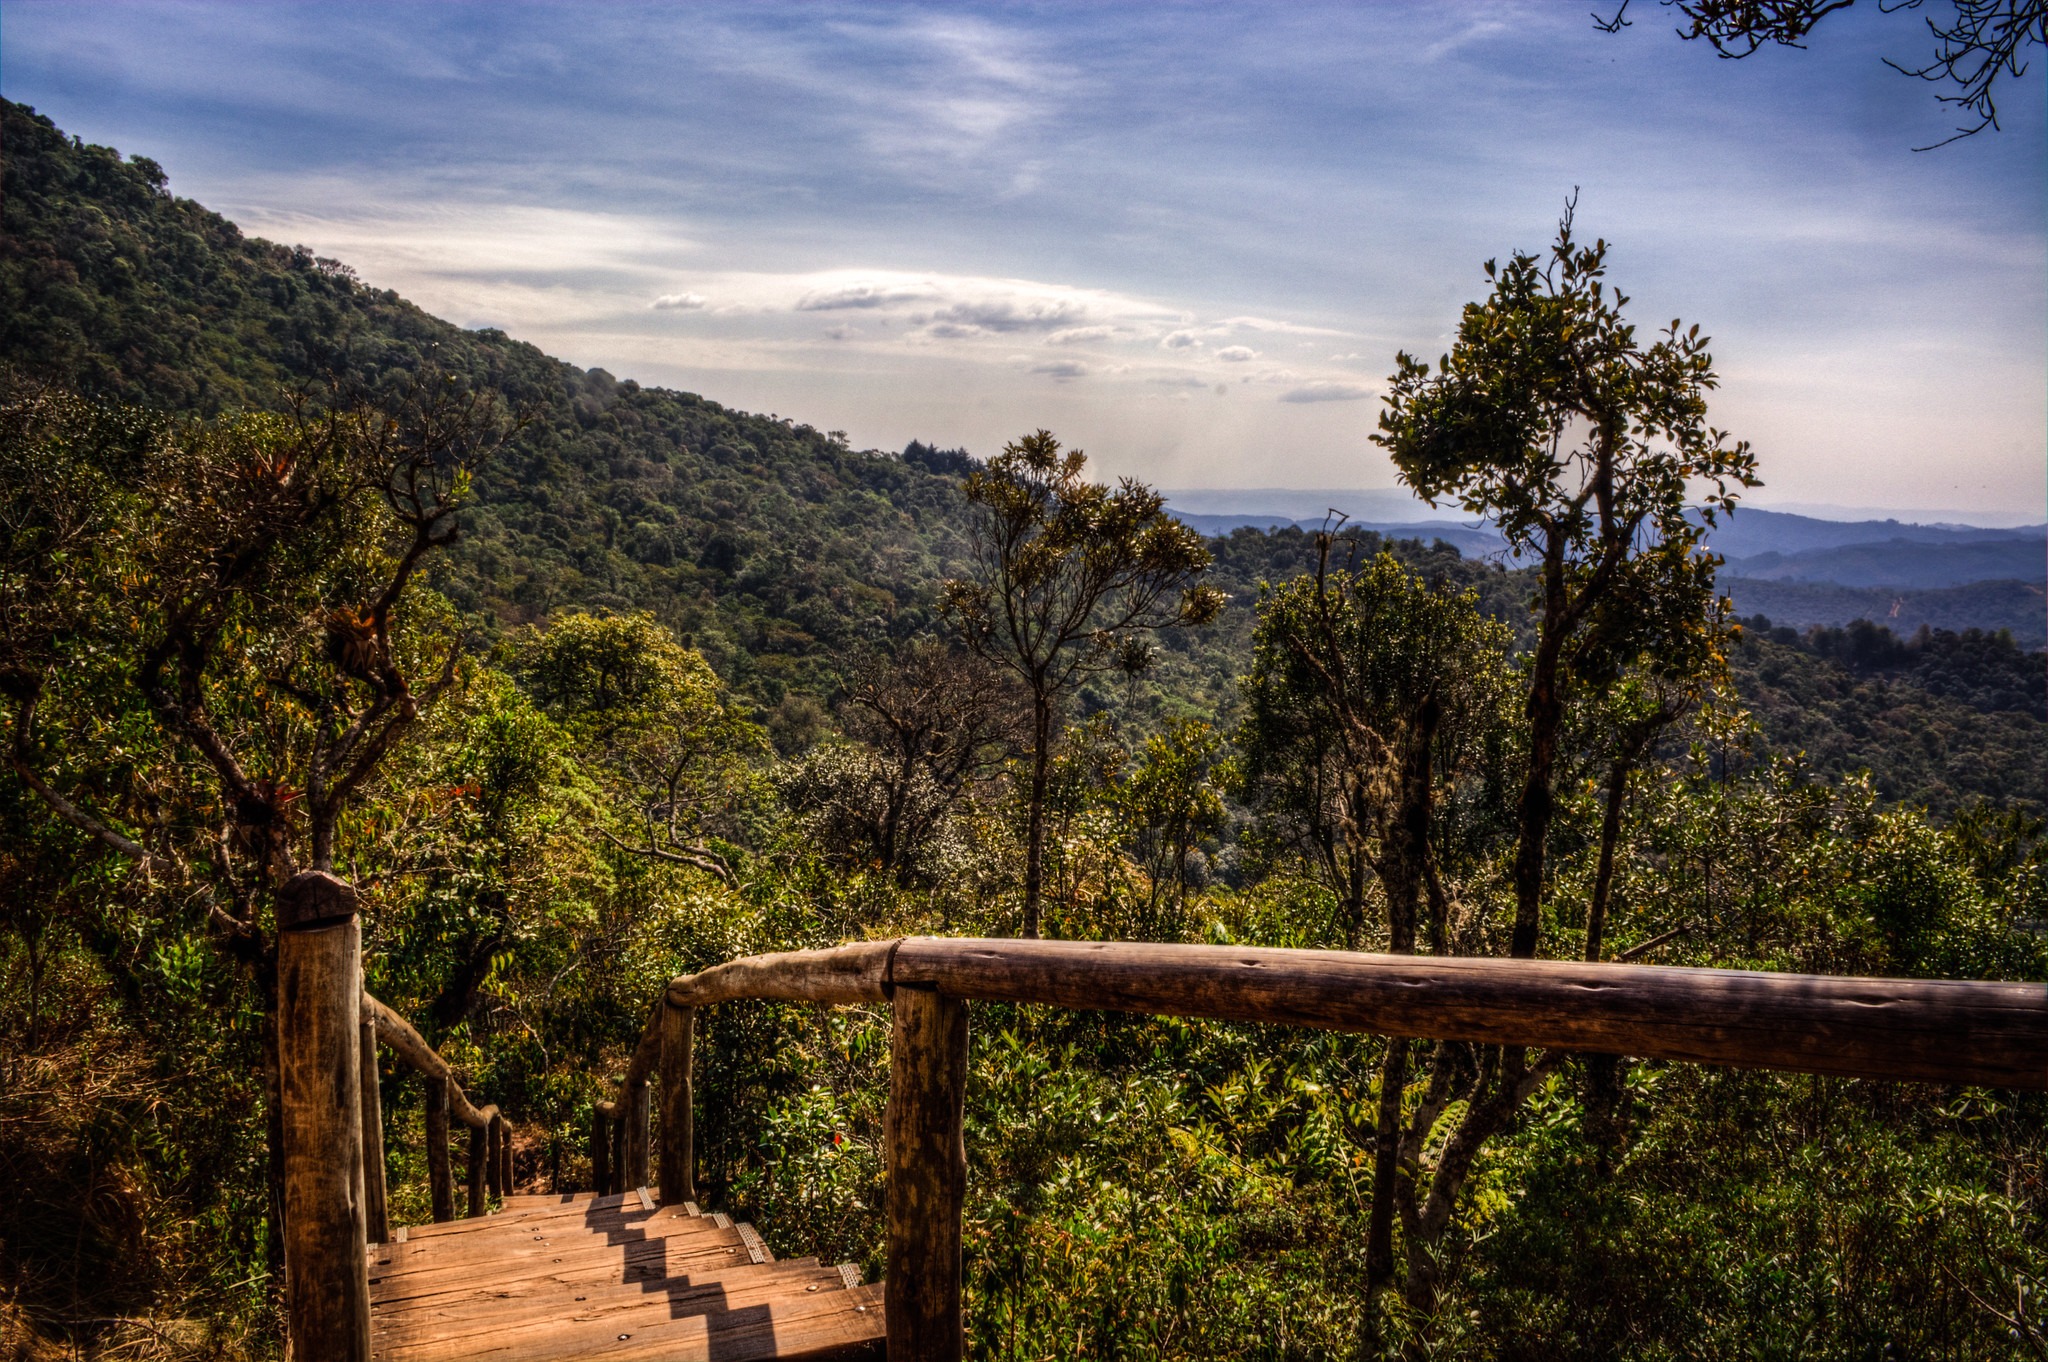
(943, 430, 1222, 939)
(1368, 202, 1758, 1317)
(1374, 197, 1757, 965)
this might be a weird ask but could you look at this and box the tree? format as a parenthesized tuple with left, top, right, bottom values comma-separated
(1, 373, 505, 1295)
(1235, 542, 1516, 1291)
(815, 641, 1020, 886)
(1375, 199, 1756, 963)
(1596, 0, 2047, 145)
(1368, 204, 1755, 1315)
(517, 610, 766, 886)
(942, 431, 1222, 938)
(1115, 718, 1231, 931)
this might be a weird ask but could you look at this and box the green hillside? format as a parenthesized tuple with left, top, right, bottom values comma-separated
(1, 98, 967, 725)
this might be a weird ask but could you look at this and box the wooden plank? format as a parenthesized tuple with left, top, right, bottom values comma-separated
(885, 985, 967, 1362)
(371, 1236, 782, 1317)
(372, 1261, 843, 1343)
(369, 1214, 738, 1295)
(374, 1281, 887, 1362)
(371, 1204, 710, 1276)
(396, 1191, 638, 1241)
(371, 1259, 837, 1346)
(889, 937, 2048, 1089)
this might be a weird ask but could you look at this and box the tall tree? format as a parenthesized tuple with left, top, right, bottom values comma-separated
(1236, 542, 1516, 1290)
(942, 430, 1221, 938)
(517, 610, 765, 887)
(1368, 204, 1755, 1316)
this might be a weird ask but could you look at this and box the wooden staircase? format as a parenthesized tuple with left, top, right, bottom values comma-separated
(368, 1189, 886, 1361)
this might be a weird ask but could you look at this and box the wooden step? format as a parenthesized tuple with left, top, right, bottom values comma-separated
(370, 1190, 883, 1362)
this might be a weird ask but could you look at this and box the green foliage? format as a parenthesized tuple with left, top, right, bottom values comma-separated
(4, 102, 2044, 1360)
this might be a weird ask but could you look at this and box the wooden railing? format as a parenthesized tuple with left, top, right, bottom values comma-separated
(599, 936, 2048, 1362)
(360, 992, 513, 1235)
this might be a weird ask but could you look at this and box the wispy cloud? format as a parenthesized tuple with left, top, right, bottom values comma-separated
(1279, 381, 1374, 403)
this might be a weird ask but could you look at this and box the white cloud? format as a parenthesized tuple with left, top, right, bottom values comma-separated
(824, 324, 860, 340)
(796, 282, 935, 311)
(1279, 381, 1374, 403)
(1046, 325, 1117, 345)
(1031, 359, 1089, 380)
(930, 296, 1090, 332)
(652, 292, 706, 310)
(1215, 345, 1258, 362)
(1160, 330, 1203, 350)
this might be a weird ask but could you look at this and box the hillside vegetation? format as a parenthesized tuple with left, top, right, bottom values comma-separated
(3, 101, 2044, 1362)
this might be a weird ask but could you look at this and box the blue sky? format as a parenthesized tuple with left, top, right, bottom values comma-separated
(4, 1, 2042, 518)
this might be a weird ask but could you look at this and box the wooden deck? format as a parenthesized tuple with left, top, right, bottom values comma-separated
(369, 1190, 886, 1361)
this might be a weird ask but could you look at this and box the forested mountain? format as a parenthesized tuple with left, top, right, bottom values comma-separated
(1, 99, 968, 733)
(12, 97, 2035, 810)
(5, 100, 2046, 1360)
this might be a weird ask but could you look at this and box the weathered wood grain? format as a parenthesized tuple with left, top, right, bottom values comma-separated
(361, 1015, 390, 1245)
(884, 985, 966, 1362)
(659, 1002, 696, 1206)
(889, 938, 2048, 1089)
(424, 1077, 454, 1223)
(278, 910, 371, 1362)
(664, 940, 896, 1010)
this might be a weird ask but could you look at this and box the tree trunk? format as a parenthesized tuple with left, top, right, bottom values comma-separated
(1585, 754, 1631, 965)
(1021, 693, 1053, 939)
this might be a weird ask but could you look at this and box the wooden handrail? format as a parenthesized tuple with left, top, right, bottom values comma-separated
(359, 989, 513, 1229)
(361, 992, 498, 1129)
(606, 936, 2047, 1361)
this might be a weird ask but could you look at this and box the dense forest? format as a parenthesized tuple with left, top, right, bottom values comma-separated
(3, 99, 2045, 1361)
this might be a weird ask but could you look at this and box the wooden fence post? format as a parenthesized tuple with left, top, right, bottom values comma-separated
(624, 1081, 650, 1191)
(425, 1076, 454, 1222)
(659, 1003, 696, 1205)
(496, 1114, 513, 1196)
(358, 1014, 389, 1245)
(610, 1106, 626, 1195)
(485, 1112, 504, 1199)
(467, 1118, 487, 1217)
(591, 1107, 611, 1196)
(277, 870, 371, 1362)
(886, 985, 967, 1362)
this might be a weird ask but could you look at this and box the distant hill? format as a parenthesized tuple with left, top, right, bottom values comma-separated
(1724, 577, 2046, 648)
(1721, 538, 2045, 591)
(0, 98, 968, 730)
(1699, 507, 2045, 558)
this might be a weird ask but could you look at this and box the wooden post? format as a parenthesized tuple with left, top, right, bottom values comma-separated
(591, 1108, 611, 1196)
(658, 1003, 696, 1205)
(485, 1112, 503, 1199)
(610, 1107, 626, 1196)
(624, 1081, 650, 1192)
(885, 986, 967, 1362)
(276, 871, 371, 1362)
(496, 1114, 514, 1196)
(425, 1076, 454, 1222)
(358, 1015, 389, 1245)
(466, 1119, 487, 1217)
